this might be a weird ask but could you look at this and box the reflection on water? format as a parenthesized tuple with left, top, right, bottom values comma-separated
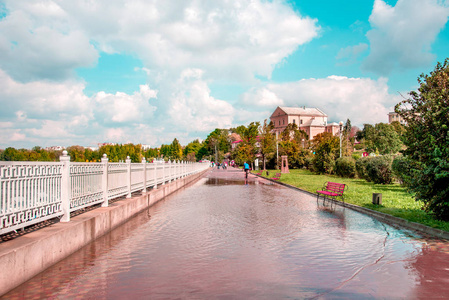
(3, 177, 449, 299)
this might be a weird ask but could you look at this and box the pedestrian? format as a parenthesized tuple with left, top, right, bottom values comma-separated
(243, 161, 250, 179)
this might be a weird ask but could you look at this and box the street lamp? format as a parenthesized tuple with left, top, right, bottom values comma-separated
(339, 121, 343, 158)
(276, 131, 279, 170)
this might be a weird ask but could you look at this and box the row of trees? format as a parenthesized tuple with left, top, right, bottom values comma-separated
(1, 59, 447, 220)
(0, 138, 201, 163)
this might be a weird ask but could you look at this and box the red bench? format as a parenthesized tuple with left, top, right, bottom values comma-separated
(316, 181, 347, 206)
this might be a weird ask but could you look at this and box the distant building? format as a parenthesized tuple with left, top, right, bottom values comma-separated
(141, 144, 152, 150)
(97, 142, 116, 148)
(388, 112, 406, 125)
(45, 146, 65, 151)
(270, 106, 341, 140)
(85, 146, 98, 151)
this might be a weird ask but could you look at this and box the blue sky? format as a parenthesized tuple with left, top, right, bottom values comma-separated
(0, 0, 448, 149)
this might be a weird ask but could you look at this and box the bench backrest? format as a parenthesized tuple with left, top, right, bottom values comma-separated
(325, 182, 346, 194)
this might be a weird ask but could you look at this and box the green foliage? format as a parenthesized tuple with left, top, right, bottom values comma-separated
(356, 156, 371, 181)
(99, 144, 142, 162)
(0, 146, 61, 161)
(312, 132, 339, 174)
(232, 122, 260, 165)
(361, 123, 403, 154)
(183, 139, 203, 161)
(352, 152, 361, 160)
(366, 155, 394, 184)
(170, 138, 183, 160)
(395, 58, 449, 220)
(392, 155, 417, 186)
(258, 120, 275, 170)
(144, 147, 159, 160)
(279, 140, 310, 169)
(335, 156, 356, 178)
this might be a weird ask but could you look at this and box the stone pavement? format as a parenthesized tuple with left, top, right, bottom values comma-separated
(204, 166, 274, 185)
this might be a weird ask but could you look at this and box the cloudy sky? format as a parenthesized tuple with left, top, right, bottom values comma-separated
(0, 0, 448, 149)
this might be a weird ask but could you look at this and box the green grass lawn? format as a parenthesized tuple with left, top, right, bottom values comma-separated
(254, 169, 449, 232)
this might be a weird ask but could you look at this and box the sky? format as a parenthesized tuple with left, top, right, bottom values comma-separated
(0, 0, 448, 149)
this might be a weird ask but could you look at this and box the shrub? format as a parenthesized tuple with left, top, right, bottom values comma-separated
(366, 155, 394, 184)
(392, 155, 417, 186)
(335, 156, 356, 178)
(304, 156, 314, 171)
(312, 152, 336, 174)
(352, 152, 361, 161)
(356, 156, 371, 181)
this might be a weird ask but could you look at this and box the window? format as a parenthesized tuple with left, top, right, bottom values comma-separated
(279, 121, 281, 125)
(283, 119, 285, 125)
(293, 119, 296, 124)
(300, 119, 303, 125)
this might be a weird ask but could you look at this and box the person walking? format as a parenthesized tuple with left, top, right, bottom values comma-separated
(243, 161, 250, 179)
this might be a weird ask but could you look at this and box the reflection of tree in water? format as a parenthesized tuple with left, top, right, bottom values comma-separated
(407, 243, 449, 298)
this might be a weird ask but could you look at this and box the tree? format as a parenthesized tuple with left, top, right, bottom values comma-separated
(232, 122, 260, 165)
(312, 132, 339, 174)
(184, 139, 202, 161)
(276, 123, 308, 168)
(258, 120, 275, 170)
(66, 146, 85, 162)
(395, 58, 449, 220)
(360, 123, 402, 155)
(170, 138, 183, 160)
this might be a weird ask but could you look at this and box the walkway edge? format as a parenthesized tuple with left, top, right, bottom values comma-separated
(0, 169, 209, 296)
(262, 176, 449, 240)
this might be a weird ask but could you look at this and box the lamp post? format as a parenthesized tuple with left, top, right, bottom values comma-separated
(276, 131, 279, 169)
(339, 121, 343, 158)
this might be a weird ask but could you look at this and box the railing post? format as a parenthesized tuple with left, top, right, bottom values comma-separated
(153, 161, 158, 189)
(101, 154, 109, 207)
(60, 151, 71, 222)
(142, 157, 147, 194)
(126, 156, 132, 198)
(162, 160, 165, 185)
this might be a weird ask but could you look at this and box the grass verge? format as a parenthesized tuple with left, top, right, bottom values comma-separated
(254, 169, 449, 232)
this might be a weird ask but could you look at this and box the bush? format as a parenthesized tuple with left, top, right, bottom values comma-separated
(312, 152, 335, 174)
(352, 152, 362, 161)
(392, 155, 417, 186)
(304, 156, 314, 171)
(356, 156, 371, 181)
(366, 155, 394, 184)
(335, 156, 356, 178)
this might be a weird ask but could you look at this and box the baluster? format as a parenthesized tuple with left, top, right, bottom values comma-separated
(101, 154, 109, 207)
(126, 156, 131, 198)
(60, 151, 71, 222)
(142, 157, 147, 194)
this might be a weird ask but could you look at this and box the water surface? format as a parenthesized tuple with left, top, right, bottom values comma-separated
(4, 171, 449, 299)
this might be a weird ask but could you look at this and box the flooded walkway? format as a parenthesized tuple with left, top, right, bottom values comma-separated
(3, 168, 449, 299)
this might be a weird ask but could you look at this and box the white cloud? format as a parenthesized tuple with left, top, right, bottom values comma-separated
(1, 0, 319, 83)
(241, 76, 401, 126)
(166, 69, 235, 132)
(0, 3, 98, 81)
(93, 85, 158, 124)
(363, 0, 449, 75)
(0, 69, 90, 120)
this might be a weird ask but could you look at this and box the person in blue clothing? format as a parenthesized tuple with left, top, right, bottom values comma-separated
(243, 161, 250, 179)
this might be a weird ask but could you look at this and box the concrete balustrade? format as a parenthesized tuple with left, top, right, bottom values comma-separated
(0, 153, 209, 235)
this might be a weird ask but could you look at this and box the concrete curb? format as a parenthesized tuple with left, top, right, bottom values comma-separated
(0, 169, 209, 296)
(257, 174, 449, 240)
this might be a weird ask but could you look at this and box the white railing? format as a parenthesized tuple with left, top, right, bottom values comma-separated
(0, 152, 209, 235)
